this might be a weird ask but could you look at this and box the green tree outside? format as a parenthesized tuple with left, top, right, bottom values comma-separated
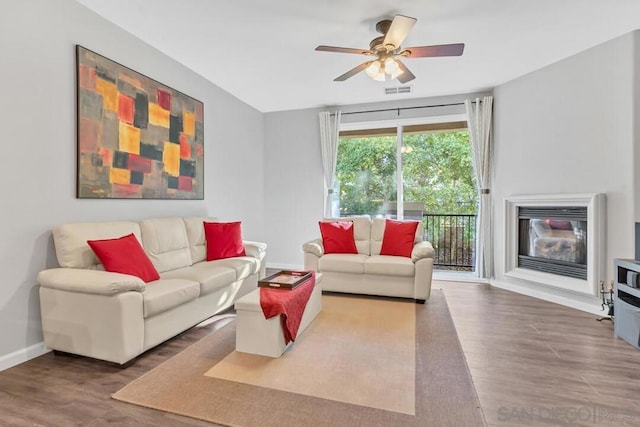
(336, 135, 397, 216)
(336, 131, 477, 216)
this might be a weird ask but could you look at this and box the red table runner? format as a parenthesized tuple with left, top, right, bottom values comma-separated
(259, 271, 315, 344)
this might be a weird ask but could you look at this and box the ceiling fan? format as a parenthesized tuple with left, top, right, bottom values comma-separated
(315, 14, 464, 83)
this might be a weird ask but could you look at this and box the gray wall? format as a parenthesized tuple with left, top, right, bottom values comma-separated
(634, 33, 640, 223)
(0, 0, 264, 363)
(492, 32, 637, 310)
(263, 107, 324, 268)
(263, 92, 490, 268)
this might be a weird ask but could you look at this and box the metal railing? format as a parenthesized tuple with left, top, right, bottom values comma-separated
(423, 214, 477, 271)
(338, 211, 478, 271)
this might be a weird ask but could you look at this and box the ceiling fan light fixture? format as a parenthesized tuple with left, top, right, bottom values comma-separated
(373, 72, 386, 82)
(384, 57, 400, 74)
(365, 60, 382, 78)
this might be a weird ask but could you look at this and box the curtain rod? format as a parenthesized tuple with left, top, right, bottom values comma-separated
(330, 100, 478, 116)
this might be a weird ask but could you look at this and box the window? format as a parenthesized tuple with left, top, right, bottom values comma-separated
(335, 131, 397, 217)
(401, 124, 476, 216)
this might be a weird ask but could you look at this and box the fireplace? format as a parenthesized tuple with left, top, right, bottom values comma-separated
(504, 194, 605, 297)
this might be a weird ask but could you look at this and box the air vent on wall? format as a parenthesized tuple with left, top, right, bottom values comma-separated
(384, 86, 412, 95)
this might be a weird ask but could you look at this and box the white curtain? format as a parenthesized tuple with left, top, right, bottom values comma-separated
(465, 96, 493, 279)
(319, 111, 341, 217)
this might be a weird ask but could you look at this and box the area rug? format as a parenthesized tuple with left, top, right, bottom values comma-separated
(112, 290, 485, 427)
(205, 295, 416, 414)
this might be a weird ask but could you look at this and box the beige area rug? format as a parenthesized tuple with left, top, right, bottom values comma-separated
(205, 296, 416, 415)
(113, 291, 485, 427)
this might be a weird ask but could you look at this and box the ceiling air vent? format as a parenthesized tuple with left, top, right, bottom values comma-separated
(384, 86, 412, 95)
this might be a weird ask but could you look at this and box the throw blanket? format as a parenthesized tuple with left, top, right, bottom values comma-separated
(260, 271, 315, 344)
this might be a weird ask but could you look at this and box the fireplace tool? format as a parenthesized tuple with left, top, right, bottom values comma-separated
(596, 280, 614, 322)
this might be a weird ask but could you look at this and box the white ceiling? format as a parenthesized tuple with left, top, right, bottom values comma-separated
(76, 0, 640, 113)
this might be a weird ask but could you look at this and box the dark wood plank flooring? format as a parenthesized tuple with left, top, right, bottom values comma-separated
(439, 281, 640, 427)
(0, 315, 233, 426)
(1, 281, 639, 426)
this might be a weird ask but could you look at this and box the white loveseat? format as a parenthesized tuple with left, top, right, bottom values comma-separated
(302, 216, 434, 303)
(37, 216, 266, 365)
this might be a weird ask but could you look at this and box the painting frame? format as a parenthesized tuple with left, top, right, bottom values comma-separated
(76, 45, 204, 199)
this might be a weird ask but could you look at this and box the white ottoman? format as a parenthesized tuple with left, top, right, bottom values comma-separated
(235, 274, 322, 357)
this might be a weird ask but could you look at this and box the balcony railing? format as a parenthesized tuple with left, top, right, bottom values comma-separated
(423, 214, 477, 271)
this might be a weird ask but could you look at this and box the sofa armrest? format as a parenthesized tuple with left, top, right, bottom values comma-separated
(244, 240, 267, 259)
(414, 257, 434, 301)
(412, 241, 435, 263)
(37, 268, 145, 295)
(302, 238, 324, 257)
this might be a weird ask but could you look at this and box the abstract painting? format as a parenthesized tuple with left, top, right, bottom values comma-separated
(76, 45, 204, 199)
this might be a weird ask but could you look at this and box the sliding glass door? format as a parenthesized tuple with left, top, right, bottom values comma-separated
(336, 121, 478, 271)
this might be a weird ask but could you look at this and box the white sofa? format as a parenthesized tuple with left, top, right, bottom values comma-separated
(37, 216, 266, 365)
(302, 216, 434, 303)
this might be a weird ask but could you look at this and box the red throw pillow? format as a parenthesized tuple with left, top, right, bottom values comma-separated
(319, 221, 358, 254)
(380, 219, 419, 257)
(87, 233, 160, 282)
(204, 221, 246, 260)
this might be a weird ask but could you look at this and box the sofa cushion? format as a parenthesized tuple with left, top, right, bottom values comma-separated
(53, 221, 141, 269)
(140, 217, 193, 273)
(323, 216, 371, 255)
(208, 256, 260, 279)
(204, 221, 246, 260)
(142, 279, 200, 318)
(364, 255, 415, 277)
(318, 254, 368, 274)
(160, 262, 237, 295)
(380, 220, 420, 258)
(319, 221, 358, 254)
(87, 233, 160, 283)
(183, 216, 218, 263)
(371, 218, 423, 255)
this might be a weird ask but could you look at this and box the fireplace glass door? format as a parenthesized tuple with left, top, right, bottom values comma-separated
(517, 207, 587, 279)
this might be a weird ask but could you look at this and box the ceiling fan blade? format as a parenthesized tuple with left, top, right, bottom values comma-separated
(334, 62, 371, 81)
(315, 45, 371, 55)
(402, 43, 465, 58)
(383, 15, 417, 48)
(396, 60, 415, 83)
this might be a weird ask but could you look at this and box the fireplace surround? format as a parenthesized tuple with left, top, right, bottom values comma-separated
(504, 194, 605, 297)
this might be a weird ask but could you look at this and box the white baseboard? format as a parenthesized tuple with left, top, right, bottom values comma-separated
(490, 279, 605, 316)
(434, 271, 490, 284)
(266, 262, 304, 271)
(0, 342, 50, 372)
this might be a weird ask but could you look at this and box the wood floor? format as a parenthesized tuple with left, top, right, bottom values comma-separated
(1, 282, 639, 426)
(439, 281, 640, 427)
